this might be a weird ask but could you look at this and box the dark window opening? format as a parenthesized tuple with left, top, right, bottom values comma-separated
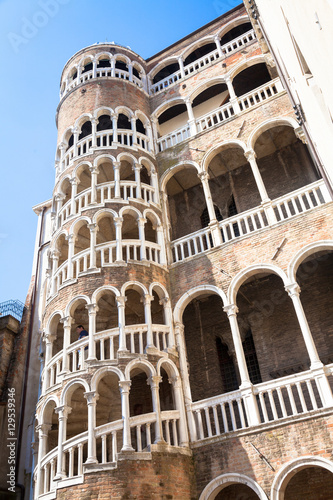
(158, 104, 187, 125)
(97, 114, 113, 131)
(201, 205, 223, 228)
(153, 62, 180, 84)
(117, 113, 131, 130)
(216, 338, 239, 393)
(115, 60, 128, 72)
(220, 22, 252, 45)
(193, 84, 229, 109)
(97, 59, 111, 68)
(228, 195, 240, 237)
(136, 119, 146, 135)
(184, 43, 217, 66)
(79, 121, 92, 140)
(82, 62, 93, 74)
(67, 134, 74, 150)
(243, 330, 262, 385)
(233, 63, 271, 97)
(133, 67, 140, 79)
(72, 71, 77, 80)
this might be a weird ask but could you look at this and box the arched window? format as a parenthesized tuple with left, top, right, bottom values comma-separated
(79, 121, 92, 140)
(216, 338, 238, 393)
(201, 205, 223, 228)
(117, 113, 131, 130)
(97, 114, 113, 131)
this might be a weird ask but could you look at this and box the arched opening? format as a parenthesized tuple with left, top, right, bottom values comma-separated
(125, 289, 145, 326)
(233, 63, 272, 97)
(254, 125, 320, 201)
(183, 293, 237, 401)
(115, 59, 128, 72)
(96, 291, 118, 333)
(220, 22, 253, 46)
(119, 159, 135, 182)
(82, 60, 93, 74)
(97, 114, 113, 131)
(122, 213, 139, 240)
(136, 119, 146, 135)
(153, 61, 180, 84)
(192, 83, 230, 119)
(95, 372, 122, 462)
(158, 103, 188, 137)
(74, 221, 90, 255)
(165, 166, 205, 240)
(96, 159, 115, 200)
(59, 178, 71, 206)
(76, 164, 91, 195)
(96, 214, 116, 266)
(296, 250, 333, 365)
(159, 367, 175, 411)
(184, 42, 217, 67)
(215, 483, 260, 499)
(145, 216, 157, 243)
(48, 314, 64, 357)
(42, 400, 58, 455)
(55, 234, 68, 268)
(97, 58, 111, 68)
(69, 299, 89, 346)
(132, 64, 142, 80)
(284, 466, 333, 500)
(69, 67, 77, 82)
(151, 290, 165, 325)
(65, 386, 88, 473)
(78, 120, 92, 140)
(129, 368, 154, 449)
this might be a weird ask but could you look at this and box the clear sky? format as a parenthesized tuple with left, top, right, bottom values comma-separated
(0, 0, 241, 304)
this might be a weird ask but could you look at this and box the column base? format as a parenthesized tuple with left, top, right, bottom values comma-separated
(85, 457, 98, 465)
(53, 472, 67, 481)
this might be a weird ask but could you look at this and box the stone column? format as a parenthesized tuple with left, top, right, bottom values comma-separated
(92, 59, 97, 78)
(133, 163, 142, 199)
(42, 334, 55, 392)
(128, 63, 133, 82)
(117, 296, 128, 352)
(131, 116, 137, 146)
(72, 128, 79, 158)
(111, 112, 118, 144)
(119, 380, 134, 451)
(150, 166, 160, 204)
(50, 250, 60, 296)
(113, 161, 121, 199)
(244, 150, 270, 204)
(170, 376, 189, 446)
(159, 297, 175, 349)
(91, 117, 98, 147)
(143, 294, 154, 349)
(54, 405, 71, 480)
(151, 117, 160, 154)
(88, 223, 98, 269)
(178, 56, 185, 78)
(60, 316, 73, 374)
(156, 225, 167, 265)
(86, 303, 98, 361)
(185, 98, 197, 136)
(149, 375, 165, 444)
(110, 57, 115, 78)
(138, 217, 146, 261)
(114, 216, 124, 262)
(70, 178, 78, 216)
(59, 142, 66, 173)
(198, 171, 223, 246)
(89, 166, 99, 205)
(84, 391, 99, 463)
(214, 34, 223, 57)
(146, 124, 154, 153)
(66, 234, 75, 280)
(225, 76, 241, 113)
(36, 423, 52, 495)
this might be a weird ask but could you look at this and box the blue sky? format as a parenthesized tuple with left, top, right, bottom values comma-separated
(0, 0, 240, 304)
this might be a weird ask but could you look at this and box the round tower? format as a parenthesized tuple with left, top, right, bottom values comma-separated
(34, 44, 194, 499)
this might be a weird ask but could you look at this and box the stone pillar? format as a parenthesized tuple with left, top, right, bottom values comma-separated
(117, 296, 128, 352)
(111, 112, 118, 144)
(86, 303, 98, 361)
(70, 178, 78, 216)
(66, 234, 75, 281)
(151, 117, 160, 154)
(92, 59, 97, 78)
(198, 171, 223, 246)
(160, 297, 176, 349)
(128, 63, 133, 82)
(150, 166, 160, 204)
(185, 98, 197, 136)
(133, 163, 142, 199)
(138, 217, 146, 261)
(84, 391, 99, 463)
(88, 223, 98, 269)
(42, 334, 55, 392)
(119, 381, 134, 451)
(110, 57, 115, 78)
(178, 56, 185, 78)
(131, 116, 137, 146)
(91, 117, 98, 147)
(50, 250, 60, 296)
(54, 405, 71, 480)
(60, 316, 73, 374)
(146, 124, 154, 153)
(225, 76, 241, 113)
(244, 150, 270, 204)
(72, 128, 79, 157)
(143, 294, 154, 349)
(114, 216, 124, 262)
(89, 166, 99, 205)
(156, 225, 167, 265)
(149, 375, 165, 444)
(170, 376, 189, 446)
(113, 161, 121, 199)
(214, 34, 223, 57)
(36, 423, 52, 495)
(59, 142, 66, 173)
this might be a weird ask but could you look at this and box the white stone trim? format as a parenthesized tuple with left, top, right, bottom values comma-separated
(199, 472, 268, 500)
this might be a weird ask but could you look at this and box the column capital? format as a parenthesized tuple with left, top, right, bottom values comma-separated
(159, 297, 170, 307)
(143, 294, 154, 305)
(244, 149, 257, 161)
(113, 161, 121, 169)
(70, 177, 78, 186)
(175, 322, 185, 333)
(223, 304, 239, 317)
(285, 282, 301, 298)
(44, 332, 56, 343)
(132, 162, 142, 171)
(224, 74, 232, 83)
(116, 295, 127, 307)
(294, 126, 307, 144)
(60, 315, 74, 327)
(118, 380, 131, 393)
(55, 404, 72, 418)
(36, 423, 52, 435)
(66, 233, 76, 243)
(185, 97, 193, 106)
(87, 223, 98, 232)
(84, 391, 99, 405)
(197, 171, 210, 182)
(89, 166, 99, 175)
(169, 375, 182, 389)
(114, 216, 123, 225)
(148, 375, 162, 388)
(91, 117, 98, 125)
(86, 303, 99, 315)
(51, 249, 60, 259)
(59, 142, 66, 151)
(137, 216, 146, 225)
(55, 193, 66, 202)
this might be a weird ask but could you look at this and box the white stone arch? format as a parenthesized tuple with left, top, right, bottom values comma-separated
(228, 263, 289, 305)
(73, 160, 93, 180)
(160, 160, 200, 193)
(91, 366, 125, 392)
(199, 473, 268, 500)
(78, 54, 94, 69)
(45, 310, 65, 334)
(143, 209, 162, 227)
(152, 97, 186, 121)
(132, 60, 145, 79)
(93, 106, 114, 120)
(65, 63, 79, 82)
(51, 229, 69, 253)
(60, 378, 90, 406)
(271, 456, 333, 500)
(93, 207, 118, 225)
(65, 294, 91, 318)
(114, 52, 131, 66)
(201, 139, 247, 172)
(188, 76, 228, 103)
(119, 205, 142, 219)
(217, 14, 251, 39)
(92, 285, 120, 304)
(115, 105, 134, 120)
(121, 280, 148, 297)
(148, 55, 180, 80)
(228, 54, 268, 81)
(38, 395, 60, 424)
(247, 116, 301, 152)
(138, 156, 155, 175)
(180, 35, 216, 63)
(93, 153, 116, 170)
(134, 110, 150, 128)
(60, 126, 74, 146)
(94, 51, 112, 64)
(116, 151, 137, 165)
(149, 282, 169, 300)
(288, 240, 333, 283)
(69, 215, 92, 235)
(156, 358, 179, 379)
(74, 113, 93, 132)
(174, 285, 228, 324)
(124, 358, 156, 380)
(57, 174, 72, 194)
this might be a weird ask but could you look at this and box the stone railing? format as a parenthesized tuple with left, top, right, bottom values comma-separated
(150, 29, 256, 94)
(157, 78, 284, 152)
(170, 180, 330, 264)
